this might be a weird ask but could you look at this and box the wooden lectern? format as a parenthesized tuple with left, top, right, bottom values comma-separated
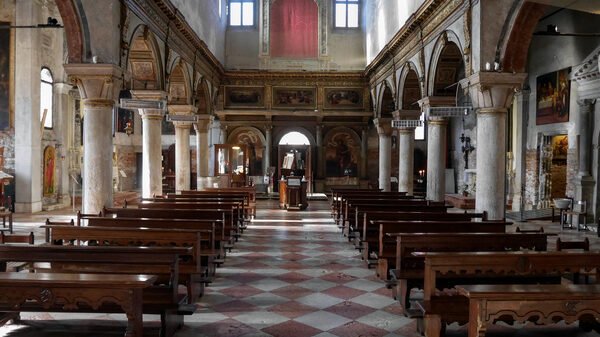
(279, 176, 308, 211)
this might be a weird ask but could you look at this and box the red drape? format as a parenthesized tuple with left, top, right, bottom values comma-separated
(270, 0, 318, 58)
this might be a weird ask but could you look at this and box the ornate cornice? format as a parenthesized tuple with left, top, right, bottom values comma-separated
(125, 0, 225, 80)
(571, 45, 600, 83)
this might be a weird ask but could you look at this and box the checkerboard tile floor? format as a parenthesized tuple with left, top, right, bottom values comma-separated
(1, 199, 599, 336)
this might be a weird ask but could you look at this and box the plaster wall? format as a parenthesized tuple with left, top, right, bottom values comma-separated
(364, 0, 425, 64)
(226, 29, 260, 69)
(170, 0, 227, 64)
(80, 0, 121, 64)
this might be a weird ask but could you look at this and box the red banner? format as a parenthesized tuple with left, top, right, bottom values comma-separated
(270, 0, 318, 58)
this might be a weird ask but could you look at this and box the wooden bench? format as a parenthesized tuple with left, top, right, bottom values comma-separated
(456, 284, 600, 337)
(0, 244, 194, 337)
(330, 190, 402, 223)
(417, 251, 600, 337)
(176, 189, 256, 219)
(42, 224, 208, 304)
(388, 233, 551, 311)
(86, 216, 223, 276)
(373, 221, 511, 278)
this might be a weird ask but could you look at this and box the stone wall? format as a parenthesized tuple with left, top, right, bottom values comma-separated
(566, 148, 578, 198)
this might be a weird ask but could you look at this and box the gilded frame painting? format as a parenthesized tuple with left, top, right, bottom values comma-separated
(272, 87, 316, 109)
(224, 86, 265, 109)
(324, 88, 363, 110)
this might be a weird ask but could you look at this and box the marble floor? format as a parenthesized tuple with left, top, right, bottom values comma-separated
(0, 199, 599, 336)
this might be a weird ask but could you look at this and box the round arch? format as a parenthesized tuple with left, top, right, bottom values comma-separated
(126, 25, 164, 90)
(55, 0, 85, 63)
(376, 81, 396, 118)
(167, 58, 192, 105)
(274, 127, 316, 146)
(227, 126, 266, 147)
(427, 30, 465, 97)
(397, 62, 424, 110)
(194, 77, 212, 115)
(500, 2, 546, 73)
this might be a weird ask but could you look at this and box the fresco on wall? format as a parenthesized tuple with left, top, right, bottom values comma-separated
(43, 146, 56, 196)
(224, 86, 265, 108)
(324, 88, 363, 109)
(272, 87, 316, 109)
(325, 131, 359, 177)
(0, 23, 10, 130)
(536, 68, 570, 125)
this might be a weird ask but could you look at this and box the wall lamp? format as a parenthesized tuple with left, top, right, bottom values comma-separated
(0, 17, 63, 29)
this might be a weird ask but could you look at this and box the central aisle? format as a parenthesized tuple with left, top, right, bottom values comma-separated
(178, 199, 414, 337)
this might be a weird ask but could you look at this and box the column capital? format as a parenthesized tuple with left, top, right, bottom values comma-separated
(398, 127, 416, 134)
(417, 96, 455, 110)
(460, 72, 527, 110)
(64, 63, 123, 101)
(193, 114, 211, 132)
(264, 124, 273, 132)
(577, 98, 596, 109)
(374, 118, 393, 136)
(168, 104, 197, 116)
(130, 90, 167, 119)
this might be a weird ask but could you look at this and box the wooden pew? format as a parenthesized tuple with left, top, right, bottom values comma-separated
(42, 224, 208, 304)
(86, 216, 222, 276)
(341, 196, 426, 230)
(0, 244, 193, 337)
(388, 232, 551, 312)
(176, 189, 256, 219)
(355, 210, 487, 251)
(137, 201, 244, 240)
(373, 220, 511, 278)
(456, 284, 600, 337)
(417, 251, 600, 337)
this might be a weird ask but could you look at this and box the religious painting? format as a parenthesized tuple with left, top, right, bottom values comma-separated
(116, 107, 134, 134)
(43, 146, 56, 196)
(324, 88, 363, 110)
(0, 23, 10, 130)
(229, 129, 264, 175)
(224, 86, 265, 108)
(325, 131, 359, 177)
(536, 68, 570, 125)
(551, 134, 568, 160)
(272, 87, 316, 109)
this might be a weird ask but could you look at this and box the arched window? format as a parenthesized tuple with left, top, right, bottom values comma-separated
(40, 67, 53, 129)
(279, 131, 310, 145)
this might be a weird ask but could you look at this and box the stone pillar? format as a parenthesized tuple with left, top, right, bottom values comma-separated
(393, 110, 421, 195)
(426, 118, 447, 202)
(398, 128, 415, 194)
(131, 90, 167, 198)
(374, 118, 392, 192)
(574, 99, 595, 212)
(168, 105, 197, 192)
(64, 64, 122, 213)
(54, 83, 73, 205)
(14, 0, 42, 212)
(360, 128, 368, 179)
(510, 90, 530, 211)
(462, 72, 527, 220)
(263, 125, 272, 176)
(194, 116, 211, 189)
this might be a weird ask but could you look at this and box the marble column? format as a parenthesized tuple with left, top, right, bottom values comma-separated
(64, 64, 122, 213)
(194, 117, 211, 189)
(393, 110, 421, 195)
(14, 0, 42, 212)
(398, 128, 415, 195)
(131, 90, 167, 198)
(54, 83, 73, 205)
(168, 105, 197, 192)
(462, 72, 527, 220)
(375, 118, 392, 192)
(426, 118, 447, 202)
(360, 128, 368, 179)
(263, 125, 272, 176)
(574, 99, 595, 212)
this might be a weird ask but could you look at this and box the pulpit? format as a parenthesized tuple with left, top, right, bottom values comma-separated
(279, 176, 308, 211)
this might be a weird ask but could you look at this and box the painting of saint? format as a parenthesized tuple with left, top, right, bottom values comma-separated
(43, 146, 56, 196)
(325, 133, 359, 177)
(536, 68, 570, 125)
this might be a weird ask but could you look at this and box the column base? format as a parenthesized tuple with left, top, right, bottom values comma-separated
(15, 201, 43, 213)
(574, 174, 595, 225)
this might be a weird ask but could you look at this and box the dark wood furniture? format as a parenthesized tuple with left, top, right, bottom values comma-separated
(0, 209, 12, 234)
(279, 176, 308, 210)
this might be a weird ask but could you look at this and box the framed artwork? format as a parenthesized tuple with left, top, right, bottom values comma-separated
(324, 88, 363, 109)
(536, 67, 571, 125)
(43, 146, 56, 196)
(224, 86, 265, 108)
(0, 23, 10, 130)
(272, 87, 316, 109)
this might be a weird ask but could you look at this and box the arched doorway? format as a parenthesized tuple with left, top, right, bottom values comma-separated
(277, 131, 312, 193)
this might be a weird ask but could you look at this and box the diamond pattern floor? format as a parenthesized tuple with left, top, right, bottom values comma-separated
(1, 199, 599, 336)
